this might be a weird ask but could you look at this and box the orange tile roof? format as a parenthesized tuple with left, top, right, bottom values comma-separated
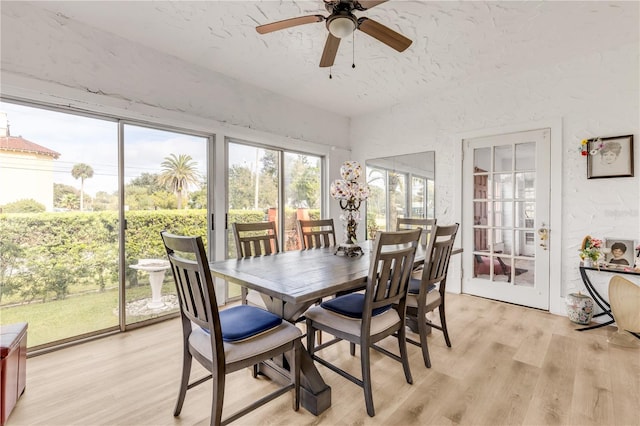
(0, 136, 60, 159)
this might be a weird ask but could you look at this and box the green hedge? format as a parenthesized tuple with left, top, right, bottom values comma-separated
(0, 208, 320, 305)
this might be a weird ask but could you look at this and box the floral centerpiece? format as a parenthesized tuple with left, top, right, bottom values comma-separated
(579, 235, 602, 266)
(330, 160, 369, 256)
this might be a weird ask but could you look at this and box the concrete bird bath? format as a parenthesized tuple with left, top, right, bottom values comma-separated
(130, 259, 171, 309)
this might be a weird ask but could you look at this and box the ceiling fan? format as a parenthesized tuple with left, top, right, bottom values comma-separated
(256, 0, 412, 68)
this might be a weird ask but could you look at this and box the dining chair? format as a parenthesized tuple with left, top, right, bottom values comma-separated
(296, 218, 337, 344)
(232, 221, 279, 308)
(305, 229, 422, 417)
(405, 223, 459, 368)
(396, 217, 437, 246)
(396, 217, 437, 278)
(297, 218, 336, 249)
(160, 231, 302, 426)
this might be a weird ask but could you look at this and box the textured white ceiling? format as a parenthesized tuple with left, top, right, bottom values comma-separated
(16, 1, 640, 117)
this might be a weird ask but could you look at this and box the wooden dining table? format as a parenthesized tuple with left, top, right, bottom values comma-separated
(209, 242, 460, 415)
(209, 242, 427, 415)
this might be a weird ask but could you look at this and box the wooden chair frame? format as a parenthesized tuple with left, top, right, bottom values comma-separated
(405, 223, 459, 368)
(232, 222, 279, 307)
(396, 217, 437, 247)
(306, 229, 421, 417)
(297, 219, 336, 249)
(161, 231, 301, 426)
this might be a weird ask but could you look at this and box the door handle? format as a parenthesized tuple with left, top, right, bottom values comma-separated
(537, 224, 549, 250)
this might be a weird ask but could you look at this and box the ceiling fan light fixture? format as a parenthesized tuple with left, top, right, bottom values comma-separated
(328, 16, 356, 38)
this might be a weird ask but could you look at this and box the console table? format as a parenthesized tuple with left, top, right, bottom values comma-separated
(578, 266, 640, 339)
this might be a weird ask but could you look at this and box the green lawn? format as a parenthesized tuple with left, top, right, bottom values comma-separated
(2, 279, 243, 348)
(0, 283, 177, 347)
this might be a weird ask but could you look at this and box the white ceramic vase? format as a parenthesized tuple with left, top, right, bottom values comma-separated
(565, 292, 594, 325)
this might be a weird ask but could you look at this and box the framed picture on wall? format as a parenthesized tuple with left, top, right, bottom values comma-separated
(604, 238, 635, 267)
(587, 135, 634, 179)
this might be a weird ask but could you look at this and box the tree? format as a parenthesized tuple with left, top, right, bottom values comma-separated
(158, 154, 200, 209)
(287, 155, 320, 208)
(228, 165, 254, 209)
(54, 183, 80, 209)
(129, 172, 164, 194)
(71, 163, 94, 211)
(1, 198, 46, 213)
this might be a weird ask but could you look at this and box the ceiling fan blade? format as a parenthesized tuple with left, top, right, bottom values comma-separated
(319, 33, 341, 68)
(256, 15, 325, 34)
(357, 17, 412, 52)
(355, 1, 388, 10)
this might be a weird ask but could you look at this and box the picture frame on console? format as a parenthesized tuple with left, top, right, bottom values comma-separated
(604, 238, 635, 267)
(587, 134, 634, 179)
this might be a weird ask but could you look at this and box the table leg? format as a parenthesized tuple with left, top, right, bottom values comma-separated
(258, 298, 332, 415)
(257, 348, 331, 415)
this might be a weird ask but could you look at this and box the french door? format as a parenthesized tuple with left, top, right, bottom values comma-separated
(462, 128, 551, 310)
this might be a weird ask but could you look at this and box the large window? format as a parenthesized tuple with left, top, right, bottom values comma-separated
(0, 101, 211, 349)
(226, 141, 323, 299)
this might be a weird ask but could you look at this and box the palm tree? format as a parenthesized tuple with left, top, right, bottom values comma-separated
(71, 163, 94, 211)
(158, 154, 200, 209)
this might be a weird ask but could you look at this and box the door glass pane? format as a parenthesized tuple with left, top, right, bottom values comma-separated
(514, 259, 534, 287)
(0, 102, 118, 348)
(494, 145, 512, 172)
(515, 172, 535, 199)
(124, 124, 207, 325)
(493, 201, 513, 228)
(493, 173, 513, 200)
(515, 201, 535, 228)
(474, 147, 491, 171)
(283, 152, 321, 251)
(515, 142, 535, 171)
(227, 143, 279, 298)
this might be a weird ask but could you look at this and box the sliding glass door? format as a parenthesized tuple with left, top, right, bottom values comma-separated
(123, 124, 209, 326)
(0, 101, 212, 347)
(0, 102, 119, 348)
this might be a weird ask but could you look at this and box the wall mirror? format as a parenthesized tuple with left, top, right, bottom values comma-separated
(366, 151, 435, 238)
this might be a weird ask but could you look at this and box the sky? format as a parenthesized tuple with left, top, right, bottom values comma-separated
(0, 101, 322, 204)
(1, 101, 208, 197)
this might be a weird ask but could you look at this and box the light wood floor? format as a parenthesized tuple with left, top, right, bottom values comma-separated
(8, 294, 640, 426)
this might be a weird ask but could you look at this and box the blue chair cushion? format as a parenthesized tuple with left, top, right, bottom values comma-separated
(408, 277, 437, 295)
(202, 305, 282, 342)
(321, 293, 391, 319)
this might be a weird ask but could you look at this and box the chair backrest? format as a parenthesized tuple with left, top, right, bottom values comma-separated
(419, 223, 459, 295)
(297, 219, 336, 249)
(365, 229, 422, 318)
(233, 222, 280, 258)
(160, 231, 224, 362)
(396, 217, 437, 247)
(609, 275, 640, 333)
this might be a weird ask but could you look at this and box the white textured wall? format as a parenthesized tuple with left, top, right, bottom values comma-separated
(351, 42, 640, 314)
(0, 4, 349, 150)
(0, 4, 352, 224)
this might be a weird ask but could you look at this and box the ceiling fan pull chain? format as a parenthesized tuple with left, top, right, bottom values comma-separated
(352, 32, 356, 69)
(329, 67, 333, 79)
